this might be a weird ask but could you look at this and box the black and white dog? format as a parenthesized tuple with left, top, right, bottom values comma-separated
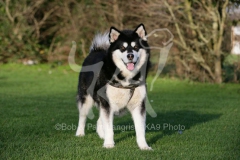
(76, 24, 152, 150)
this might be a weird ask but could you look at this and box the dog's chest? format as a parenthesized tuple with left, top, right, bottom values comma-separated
(106, 84, 146, 112)
(106, 84, 132, 110)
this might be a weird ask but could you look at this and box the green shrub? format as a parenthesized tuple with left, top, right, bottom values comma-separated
(223, 54, 240, 82)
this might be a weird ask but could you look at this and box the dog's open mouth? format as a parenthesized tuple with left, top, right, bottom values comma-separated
(126, 62, 135, 71)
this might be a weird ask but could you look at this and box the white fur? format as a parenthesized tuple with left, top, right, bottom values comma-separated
(76, 95, 94, 136)
(106, 84, 132, 112)
(90, 32, 110, 51)
(130, 105, 151, 150)
(100, 108, 115, 148)
(127, 85, 146, 110)
(106, 84, 146, 112)
(97, 117, 104, 139)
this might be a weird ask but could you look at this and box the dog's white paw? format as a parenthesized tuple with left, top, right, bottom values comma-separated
(139, 146, 152, 150)
(137, 139, 152, 150)
(76, 129, 85, 137)
(76, 133, 85, 137)
(103, 144, 115, 149)
(76, 126, 85, 137)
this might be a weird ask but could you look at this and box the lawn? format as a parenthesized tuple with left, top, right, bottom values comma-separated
(0, 64, 239, 159)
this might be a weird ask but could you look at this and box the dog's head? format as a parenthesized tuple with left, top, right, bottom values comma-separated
(108, 24, 149, 72)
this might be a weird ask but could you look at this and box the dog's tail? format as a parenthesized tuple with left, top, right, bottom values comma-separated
(90, 32, 110, 52)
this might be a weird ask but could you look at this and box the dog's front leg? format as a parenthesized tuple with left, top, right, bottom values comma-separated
(100, 106, 115, 148)
(131, 103, 152, 150)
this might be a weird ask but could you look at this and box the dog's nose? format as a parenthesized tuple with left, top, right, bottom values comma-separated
(127, 54, 134, 60)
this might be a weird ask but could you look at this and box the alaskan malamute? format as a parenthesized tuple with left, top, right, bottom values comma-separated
(76, 24, 151, 150)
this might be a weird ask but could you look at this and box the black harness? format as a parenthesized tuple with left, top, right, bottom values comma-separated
(108, 81, 138, 103)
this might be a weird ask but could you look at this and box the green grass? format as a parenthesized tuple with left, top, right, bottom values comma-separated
(0, 64, 239, 160)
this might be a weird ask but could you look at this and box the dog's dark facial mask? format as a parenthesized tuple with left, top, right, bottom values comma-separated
(109, 24, 148, 72)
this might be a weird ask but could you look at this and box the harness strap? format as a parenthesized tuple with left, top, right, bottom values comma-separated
(108, 82, 136, 103)
(128, 88, 135, 103)
(108, 81, 139, 89)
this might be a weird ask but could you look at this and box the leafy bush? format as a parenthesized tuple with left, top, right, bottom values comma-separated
(223, 54, 240, 82)
(0, 1, 48, 63)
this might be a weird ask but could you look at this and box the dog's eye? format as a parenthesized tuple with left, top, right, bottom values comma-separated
(120, 46, 126, 51)
(133, 45, 138, 50)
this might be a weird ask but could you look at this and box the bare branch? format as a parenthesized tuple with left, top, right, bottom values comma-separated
(5, 0, 14, 23)
(38, 6, 59, 27)
(164, 0, 187, 48)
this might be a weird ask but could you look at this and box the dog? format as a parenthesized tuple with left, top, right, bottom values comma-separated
(76, 24, 152, 150)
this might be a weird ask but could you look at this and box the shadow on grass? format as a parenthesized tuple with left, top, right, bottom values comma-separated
(112, 110, 222, 145)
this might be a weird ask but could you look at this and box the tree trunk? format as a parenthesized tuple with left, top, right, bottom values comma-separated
(213, 0, 228, 84)
(214, 53, 222, 83)
(174, 49, 184, 78)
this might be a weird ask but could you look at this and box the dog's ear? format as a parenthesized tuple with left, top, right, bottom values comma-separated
(135, 24, 147, 41)
(109, 27, 121, 43)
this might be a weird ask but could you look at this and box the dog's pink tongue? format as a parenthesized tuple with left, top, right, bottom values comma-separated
(127, 63, 134, 71)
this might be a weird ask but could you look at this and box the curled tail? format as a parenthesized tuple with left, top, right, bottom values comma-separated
(90, 32, 110, 52)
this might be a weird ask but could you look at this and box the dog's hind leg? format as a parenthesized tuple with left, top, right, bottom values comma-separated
(76, 95, 93, 136)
